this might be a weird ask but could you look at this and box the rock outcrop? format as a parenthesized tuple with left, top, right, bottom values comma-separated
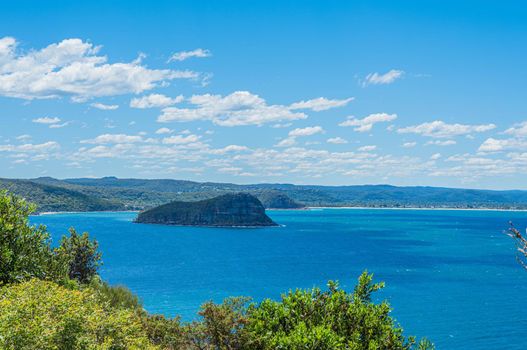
(134, 193, 277, 227)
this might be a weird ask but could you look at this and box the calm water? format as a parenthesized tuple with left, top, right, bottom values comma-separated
(31, 209, 527, 349)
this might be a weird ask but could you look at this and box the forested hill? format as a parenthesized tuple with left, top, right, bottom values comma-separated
(2, 176, 527, 212)
(0, 178, 124, 212)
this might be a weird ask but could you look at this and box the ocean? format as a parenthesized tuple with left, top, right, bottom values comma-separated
(31, 208, 527, 349)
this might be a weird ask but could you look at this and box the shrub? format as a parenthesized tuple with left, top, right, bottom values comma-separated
(0, 279, 157, 349)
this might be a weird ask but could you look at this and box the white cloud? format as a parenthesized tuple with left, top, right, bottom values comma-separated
(358, 145, 377, 152)
(478, 138, 527, 152)
(211, 145, 250, 154)
(430, 153, 441, 160)
(91, 102, 119, 110)
(288, 126, 324, 137)
(402, 142, 417, 148)
(504, 121, 527, 138)
(168, 48, 211, 62)
(0, 37, 197, 100)
(289, 97, 354, 111)
(16, 134, 31, 141)
(130, 94, 184, 109)
(49, 122, 70, 129)
(32, 117, 60, 124)
(327, 137, 348, 144)
(0, 141, 60, 156)
(162, 134, 200, 144)
(275, 137, 297, 148)
(363, 69, 404, 86)
(339, 113, 397, 132)
(397, 120, 496, 138)
(81, 134, 144, 144)
(158, 91, 307, 126)
(155, 127, 173, 134)
(426, 140, 457, 146)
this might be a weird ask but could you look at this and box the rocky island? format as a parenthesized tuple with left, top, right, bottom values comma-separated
(134, 193, 278, 227)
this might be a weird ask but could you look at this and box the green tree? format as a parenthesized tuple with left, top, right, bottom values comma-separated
(244, 271, 433, 350)
(0, 279, 157, 350)
(0, 190, 55, 285)
(56, 227, 102, 284)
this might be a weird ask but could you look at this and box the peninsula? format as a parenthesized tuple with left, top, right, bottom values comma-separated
(134, 193, 278, 227)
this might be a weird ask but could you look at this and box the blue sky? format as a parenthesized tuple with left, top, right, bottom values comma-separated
(1, 0, 526, 189)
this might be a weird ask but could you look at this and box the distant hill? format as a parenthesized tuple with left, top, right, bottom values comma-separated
(0, 178, 124, 213)
(135, 193, 277, 227)
(3, 176, 527, 211)
(254, 190, 305, 209)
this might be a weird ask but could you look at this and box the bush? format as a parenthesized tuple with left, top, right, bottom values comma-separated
(0, 279, 157, 350)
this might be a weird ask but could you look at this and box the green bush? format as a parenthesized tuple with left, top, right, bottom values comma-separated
(0, 279, 157, 350)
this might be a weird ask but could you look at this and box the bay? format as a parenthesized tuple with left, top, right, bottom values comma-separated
(31, 209, 527, 349)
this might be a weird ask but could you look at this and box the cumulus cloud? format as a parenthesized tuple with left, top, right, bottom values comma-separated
(158, 91, 307, 126)
(358, 145, 377, 152)
(162, 134, 200, 144)
(363, 69, 404, 86)
(426, 140, 457, 146)
(504, 121, 527, 137)
(0, 141, 60, 162)
(288, 126, 324, 137)
(478, 138, 527, 152)
(402, 142, 417, 148)
(211, 145, 250, 154)
(430, 153, 441, 160)
(168, 48, 211, 62)
(397, 120, 496, 138)
(339, 113, 397, 132)
(327, 137, 348, 144)
(275, 137, 297, 148)
(91, 102, 119, 110)
(155, 127, 173, 134)
(130, 94, 184, 109)
(32, 117, 60, 124)
(81, 134, 145, 144)
(289, 97, 354, 111)
(0, 37, 197, 101)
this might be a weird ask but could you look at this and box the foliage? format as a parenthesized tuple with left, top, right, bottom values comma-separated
(0, 178, 124, 213)
(244, 271, 432, 350)
(505, 222, 527, 269)
(0, 279, 157, 350)
(0, 190, 55, 285)
(90, 277, 143, 311)
(55, 227, 102, 283)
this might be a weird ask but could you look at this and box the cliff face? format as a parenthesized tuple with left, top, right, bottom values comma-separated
(135, 193, 278, 227)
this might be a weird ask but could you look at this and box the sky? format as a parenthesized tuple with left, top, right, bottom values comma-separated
(0, 0, 526, 189)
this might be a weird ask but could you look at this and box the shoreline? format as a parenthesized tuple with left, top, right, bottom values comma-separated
(35, 206, 527, 215)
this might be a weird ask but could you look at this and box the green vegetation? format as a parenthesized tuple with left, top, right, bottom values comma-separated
(135, 193, 278, 227)
(0, 178, 124, 212)
(7, 176, 527, 211)
(505, 223, 527, 270)
(0, 190, 433, 349)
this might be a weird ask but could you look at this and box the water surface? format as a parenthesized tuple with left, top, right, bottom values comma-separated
(31, 209, 527, 349)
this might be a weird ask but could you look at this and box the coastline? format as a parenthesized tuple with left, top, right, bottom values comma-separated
(35, 206, 527, 215)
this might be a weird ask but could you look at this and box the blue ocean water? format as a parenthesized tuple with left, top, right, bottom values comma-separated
(31, 209, 527, 349)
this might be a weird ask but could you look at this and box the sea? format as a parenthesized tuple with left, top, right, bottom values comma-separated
(31, 208, 527, 349)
